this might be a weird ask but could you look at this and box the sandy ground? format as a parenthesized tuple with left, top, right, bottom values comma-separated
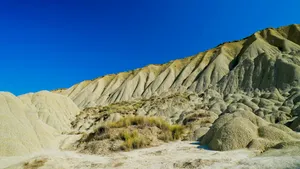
(1, 141, 300, 169)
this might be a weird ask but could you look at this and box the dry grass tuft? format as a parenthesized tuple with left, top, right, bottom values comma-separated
(80, 116, 185, 152)
(119, 130, 150, 151)
(109, 116, 185, 142)
(23, 158, 47, 169)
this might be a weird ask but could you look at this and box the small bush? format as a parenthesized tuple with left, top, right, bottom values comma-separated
(119, 130, 149, 151)
(119, 130, 132, 141)
(158, 125, 185, 142)
(169, 125, 185, 140)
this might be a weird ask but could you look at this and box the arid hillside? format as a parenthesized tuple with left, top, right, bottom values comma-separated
(1, 24, 300, 169)
(54, 24, 300, 109)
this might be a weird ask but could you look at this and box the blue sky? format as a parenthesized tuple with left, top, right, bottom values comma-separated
(1, 0, 300, 95)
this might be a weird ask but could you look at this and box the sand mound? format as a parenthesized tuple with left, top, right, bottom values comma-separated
(19, 91, 80, 132)
(201, 111, 300, 151)
(0, 91, 79, 156)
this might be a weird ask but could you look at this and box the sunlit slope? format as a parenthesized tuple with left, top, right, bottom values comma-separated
(0, 91, 79, 156)
(54, 24, 300, 109)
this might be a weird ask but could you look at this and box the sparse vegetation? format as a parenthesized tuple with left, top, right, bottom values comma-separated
(79, 116, 186, 153)
(82, 100, 146, 115)
(23, 158, 47, 169)
(182, 112, 211, 125)
(158, 125, 185, 141)
(119, 130, 150, 151)
(71, 91, 193, 131)
(108, 116, 185, 142)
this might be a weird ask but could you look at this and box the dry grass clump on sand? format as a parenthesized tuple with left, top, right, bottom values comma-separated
(118, 130, 150, 151)
(108, 116, 185, 142)
(79, 116, 186, 153)
(23, 158, 47, 169)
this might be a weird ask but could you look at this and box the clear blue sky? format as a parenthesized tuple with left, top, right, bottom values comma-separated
(1, 0, 299, 95)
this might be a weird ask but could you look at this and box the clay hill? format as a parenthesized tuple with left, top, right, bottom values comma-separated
(1, 24, 300, 169)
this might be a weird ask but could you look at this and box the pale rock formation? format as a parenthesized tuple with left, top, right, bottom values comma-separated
(201, 111, 300, 151)
(19, 91, 80, 133)
(54, 24, 300, 110)
(0, 91, 79, 156)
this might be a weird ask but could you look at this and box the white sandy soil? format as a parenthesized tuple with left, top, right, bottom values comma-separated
(1, 141, 300, 169)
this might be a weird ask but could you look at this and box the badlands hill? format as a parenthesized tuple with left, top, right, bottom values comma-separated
(55, 24, 300, 109)
(1, 24, 300, 169)
(54, 24, 300, 145)
(0, 91, 79, 156)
